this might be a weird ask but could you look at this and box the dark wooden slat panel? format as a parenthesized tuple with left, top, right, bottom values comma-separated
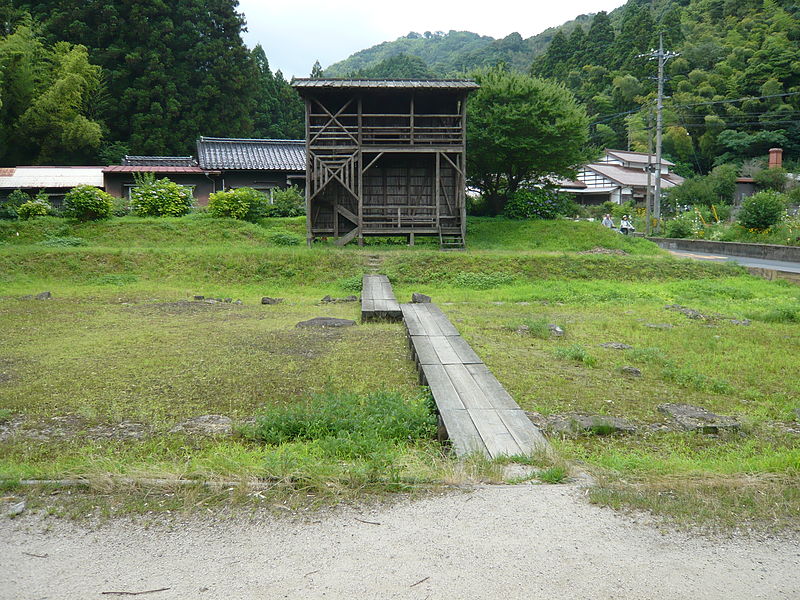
(467, 409, 524, 458)
(410, 336, 439, 365)
(401, 304, 425, 335)
(420, 364, 465, 410)
(444, 364, 493, 409)
(422, 304, 460, 336)
(464, 364, 520, 410)
(438, 409, 488, 457)
(496, 410, 549, 454)
(447, 336, 483, 364)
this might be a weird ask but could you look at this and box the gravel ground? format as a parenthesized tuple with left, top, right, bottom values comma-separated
(3, 484, 799, 600)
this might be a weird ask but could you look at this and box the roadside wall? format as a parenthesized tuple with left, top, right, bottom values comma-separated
(648, 237, 800, 263)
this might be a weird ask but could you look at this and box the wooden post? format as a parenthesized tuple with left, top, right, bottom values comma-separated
(435, 152, 440, 231)
(305, 98, 313, 246)
(460, 94, 468, 240)
(357, 94, 364, 246)
(410, 93, 415, 146)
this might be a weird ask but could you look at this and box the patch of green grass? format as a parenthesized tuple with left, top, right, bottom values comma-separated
(36, 236, 86, 247)
(555, 344, 598, 367)
(243, 390, 436, 451)
(510, 317, 551, 339)
(0, 408, 12, 423)
(538, 466, 569, 484)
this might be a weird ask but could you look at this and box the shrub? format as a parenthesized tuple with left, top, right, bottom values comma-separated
(17, 199, 51, 220)
(63, 185, 114, 221)
(112, 196, 132, 217)
(208, 187, 268, 222)
(738, 190, 787, 231)
(264, 185, 305, 217)
(754, 167, 788, 192)
(504, 186, 572, 220)
(0, 189, 30, 219)
(131, 173, 194, 217)
(664, 213, 696, 238)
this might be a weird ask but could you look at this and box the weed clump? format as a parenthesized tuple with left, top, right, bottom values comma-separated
(555, 344, 597, 367)
(244, 391, 437, 459)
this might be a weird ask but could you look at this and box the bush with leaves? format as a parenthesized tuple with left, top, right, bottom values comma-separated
(17, 198, 52, 220)
(264, 185, 305, 217)
(664, 213, 696, 238)
(63, 185, 114, 221)
(0, 189, 31, 219)
(754, 167, 788, 192)
(504, 186, 572, 220)
(131, 173, 194, 217)
(207, 187, 269, 222)
(738, 190, 787, 231)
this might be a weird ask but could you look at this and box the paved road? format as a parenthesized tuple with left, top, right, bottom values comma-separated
(667, 249, 800, 274)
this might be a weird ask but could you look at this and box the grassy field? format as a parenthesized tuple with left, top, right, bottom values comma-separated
(1, 215, 797, 528)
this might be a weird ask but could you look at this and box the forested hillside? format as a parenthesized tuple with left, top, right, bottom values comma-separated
(324, 17, 593, 78)
(327, 0, 800, 174)
(0, 0, 303, 164)
(532, 0, 800, 173)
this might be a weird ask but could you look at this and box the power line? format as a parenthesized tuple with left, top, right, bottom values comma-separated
(590, 91, 800, 125)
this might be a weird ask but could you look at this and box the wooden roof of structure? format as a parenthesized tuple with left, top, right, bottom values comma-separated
(292, 78, 479, 91)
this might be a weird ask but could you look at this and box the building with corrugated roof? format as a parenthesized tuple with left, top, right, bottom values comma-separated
(0, 166, 105, 206)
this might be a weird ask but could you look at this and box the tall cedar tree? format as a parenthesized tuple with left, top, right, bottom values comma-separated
(467, 67, 592, 215)
(251, 44, 303, 139)
(19, 0, 261, 155)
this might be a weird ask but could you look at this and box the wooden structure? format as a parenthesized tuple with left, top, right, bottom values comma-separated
(292, 79, 479, 248)
(361, 274, 402, 321)
(401, 302, 548, 458)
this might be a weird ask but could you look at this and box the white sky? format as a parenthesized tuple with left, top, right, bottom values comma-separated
(237, 0, 628, 78)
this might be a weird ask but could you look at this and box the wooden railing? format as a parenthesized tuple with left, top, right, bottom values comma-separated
(362, 205, 437, 229)
(308, 113, 463, 146)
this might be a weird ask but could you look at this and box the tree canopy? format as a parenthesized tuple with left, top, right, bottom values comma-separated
(466, 67, 592, 215)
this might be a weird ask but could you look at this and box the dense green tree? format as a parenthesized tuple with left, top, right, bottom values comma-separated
(466, 67, 591, 215)
(0, 24, 104, 164)
(251, 45, 303, 139)
(584, 11, 615, 66)
(310, 60, 323, 78)
(19, 0, 261, 155)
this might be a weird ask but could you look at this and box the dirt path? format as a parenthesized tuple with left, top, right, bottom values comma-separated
(3, 484, 798, 600)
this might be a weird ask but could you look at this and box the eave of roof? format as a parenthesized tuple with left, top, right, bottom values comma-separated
(292, 78, 479, 90)
(103, 166, 213, 174)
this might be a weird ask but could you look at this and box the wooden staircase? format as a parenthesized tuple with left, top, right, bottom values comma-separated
(439, 227, 465, 250)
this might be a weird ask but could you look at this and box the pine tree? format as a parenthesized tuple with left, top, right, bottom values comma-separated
(310, 60, 324, 78)
(584, 11, 615, 67)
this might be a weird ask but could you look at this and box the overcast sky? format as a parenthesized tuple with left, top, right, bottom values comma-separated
(237, 0, 628, 79)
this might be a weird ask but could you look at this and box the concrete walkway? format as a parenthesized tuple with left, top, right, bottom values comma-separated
(3, 485, 798, 600)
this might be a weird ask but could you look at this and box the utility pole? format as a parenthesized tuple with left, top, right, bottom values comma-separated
(640, 34, 678, 234)
(646, 109, 654, 236)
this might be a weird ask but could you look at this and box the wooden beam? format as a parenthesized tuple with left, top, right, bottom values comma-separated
(334, 226, 359, 247)
(336, 204, 359, 224)
(361, 152, 384, 174)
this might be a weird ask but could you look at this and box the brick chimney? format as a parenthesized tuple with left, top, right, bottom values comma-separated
(768, 147, 783, 169)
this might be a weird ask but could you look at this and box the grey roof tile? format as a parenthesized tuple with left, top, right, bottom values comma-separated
(196, 137, 306, 171)
(123, 156, 196, 167)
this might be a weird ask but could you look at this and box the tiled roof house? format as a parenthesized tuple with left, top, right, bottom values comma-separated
(563, 149, 685, 205)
